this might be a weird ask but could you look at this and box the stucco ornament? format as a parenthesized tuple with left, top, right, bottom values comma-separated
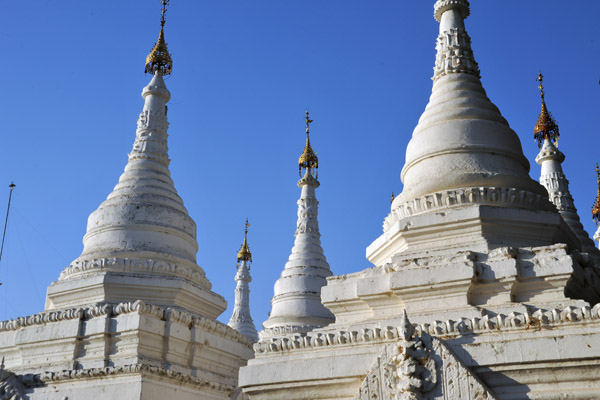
(355, 312, 493, 400)
(0, 361, 26, 400)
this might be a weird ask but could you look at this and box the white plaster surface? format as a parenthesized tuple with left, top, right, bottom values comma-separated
(240, 1, 600, 399)
(536, 137, 597, 251)
(228, 260, 258, 342)
(45, 73, 227, 319)
(261, 170, 334, 337)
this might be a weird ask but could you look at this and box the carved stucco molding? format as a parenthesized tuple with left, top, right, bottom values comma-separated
(384, 187, 555, 232)
(539, 171, 577, 213)
(254, 303, 600, 356)
(258, 324, 323, 340)
(58, 257, 212, 290)
(11, 363, 235, 394)
(433, 28, 479, 81)
(433, 0, 470, 22)
(295, 197, 320, 236)
(0, 301, 254, 348)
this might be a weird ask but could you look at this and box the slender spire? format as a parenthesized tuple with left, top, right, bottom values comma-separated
(237, 218, 252, 263)
(534, 72, 560, 148)
(534, 75, 595, 251)
(228, 219, 258, 342)
(145, 0, 173, 76)
(261, 112, 333, 338)
(299, 110, 319, 177)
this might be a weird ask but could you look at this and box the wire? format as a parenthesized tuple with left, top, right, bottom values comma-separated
(0, 183, 16, 268)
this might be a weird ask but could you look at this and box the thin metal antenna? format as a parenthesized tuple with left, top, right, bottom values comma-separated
(0, 183, 16, 283)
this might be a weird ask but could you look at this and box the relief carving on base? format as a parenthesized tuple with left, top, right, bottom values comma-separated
(0, 360, 28, 400)
(354, 312, 495, 400)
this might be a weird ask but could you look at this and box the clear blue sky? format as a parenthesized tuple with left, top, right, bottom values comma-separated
(1, 1, 599, 327)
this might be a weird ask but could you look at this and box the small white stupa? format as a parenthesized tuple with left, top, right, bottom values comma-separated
(533, 73, 596, 252)
(260, 111, 334, 338)
(228, 219, 259, 342)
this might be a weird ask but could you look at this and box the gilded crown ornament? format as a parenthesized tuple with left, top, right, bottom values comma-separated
(299, 110, 319, 177)
(593, 164, 600, 226)
(534, 72, 559, 148)
(237, 218, 252, 264)
(145, 0, 173, 75)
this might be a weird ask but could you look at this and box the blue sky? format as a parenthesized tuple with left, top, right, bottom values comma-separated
(1, 1, 599, 327)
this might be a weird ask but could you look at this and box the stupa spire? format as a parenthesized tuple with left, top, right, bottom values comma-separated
(367, 0, 575, 265)
(261, 111, 334, 338)
(45, 1, 227, 319)
(593, 165, 600, 248)
(299, 110, 319, 177)
(433, 0, 479, 81)
(228, 219, 258, 342)
(534, 74, 595, 251)
(145, 0, 173, 76)
(534, 72, 560, 148)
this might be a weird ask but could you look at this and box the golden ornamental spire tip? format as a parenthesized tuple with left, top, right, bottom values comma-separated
(145, 0, 173, 76)
(237, 218, 252, 263)
(534, 71, 559, 148)
(299, 109, 319, 176)
(593, 164, 600, 226)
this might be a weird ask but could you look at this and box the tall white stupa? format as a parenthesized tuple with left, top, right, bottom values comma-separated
(260, 111, 334, 338)
(228, 219, 259, 342)
(44, 7, 226, 318)
(0, 3, 252, 399)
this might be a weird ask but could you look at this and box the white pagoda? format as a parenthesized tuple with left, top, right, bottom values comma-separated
(239, 1, 600, 398)
(0, 2, 252, 399)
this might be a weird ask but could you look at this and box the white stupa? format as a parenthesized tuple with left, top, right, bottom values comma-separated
(533, 73, 596, 252)
(0, 4, 252, 399)
(44, 13, 226, 319)
(240, 2, 600, 398)
(260, 111, 334, 338)
(366, 0, 581, 266)
(228, 220, 259, 342)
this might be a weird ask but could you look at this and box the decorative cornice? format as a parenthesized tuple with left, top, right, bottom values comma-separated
(0, 300, 254, 347)
(385, 186, 555, 231)
(254, 303, 600, 355)
(259, 324, 323, 340)
(58, 257, 212, 290)
(21, 364, 235, 393)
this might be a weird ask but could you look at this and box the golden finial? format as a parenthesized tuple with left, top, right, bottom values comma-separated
(299, 110, 319, 177)
(593, 164, 600, 226)
(533, 72, 559, 148)
(391, 192, 395, 204)
(145, 0, 173, 75)
(237, 218, 252, 263)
